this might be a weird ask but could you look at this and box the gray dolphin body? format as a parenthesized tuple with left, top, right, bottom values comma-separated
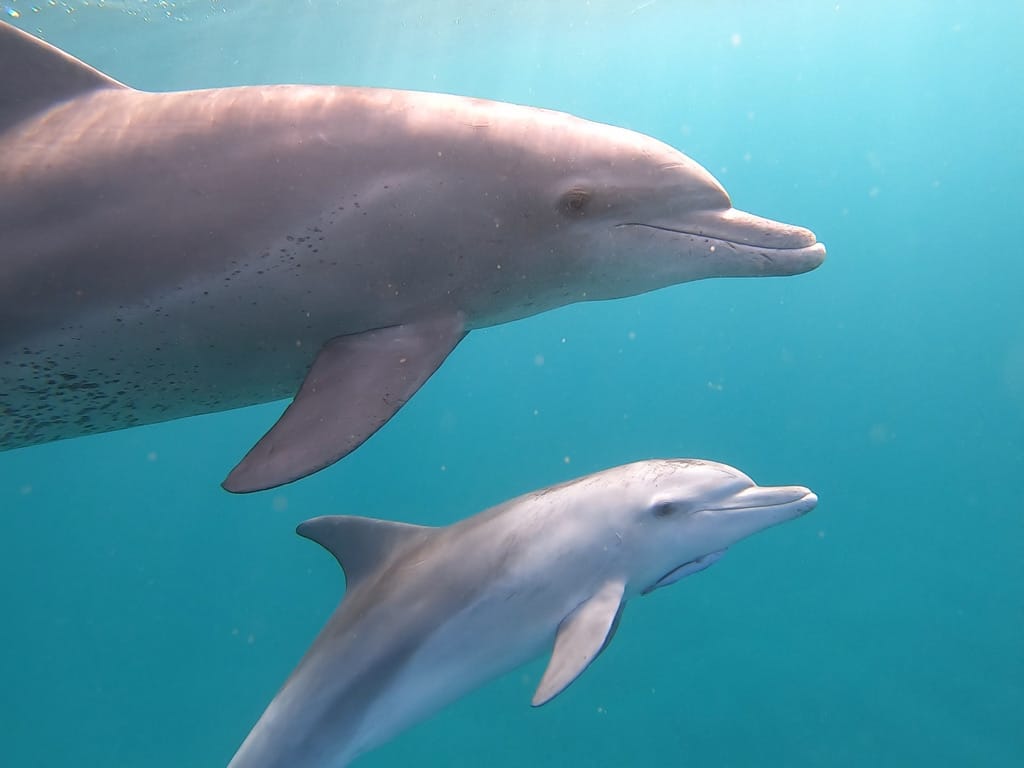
(227, 459, 817, 767)
(0, 24, 825, 492)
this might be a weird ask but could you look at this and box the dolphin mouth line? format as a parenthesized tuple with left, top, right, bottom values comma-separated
(615, 222, 821, 254)
(703, 492, 818, 515)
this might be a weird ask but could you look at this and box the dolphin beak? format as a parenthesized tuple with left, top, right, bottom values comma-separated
(622, 207, 826, 277)
(690, 208, 819, 249)
(709, 485, 818, 521)
(682, 207, 826, 276)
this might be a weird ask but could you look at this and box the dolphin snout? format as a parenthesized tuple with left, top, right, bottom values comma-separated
(707, 208, 819, 250)
(710, 208, 827, 275)
(715, 485, 818, 515)
(633, 206, 826, 277)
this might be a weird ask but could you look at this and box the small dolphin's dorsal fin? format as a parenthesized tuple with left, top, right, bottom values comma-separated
(532, 580, 626, 707)
(297, 515, 434, 587)
(0, 23, 126, 129)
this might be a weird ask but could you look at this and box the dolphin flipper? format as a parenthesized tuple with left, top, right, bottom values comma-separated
(223, 315, 466, 493)
(532, 580, 626, 707)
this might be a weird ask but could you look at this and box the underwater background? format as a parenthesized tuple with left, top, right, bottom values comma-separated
(1, 1, 1021, 766)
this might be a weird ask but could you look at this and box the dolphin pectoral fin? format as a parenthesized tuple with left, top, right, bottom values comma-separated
(222, 314, 466, 493)
(531, 580, 626, 707)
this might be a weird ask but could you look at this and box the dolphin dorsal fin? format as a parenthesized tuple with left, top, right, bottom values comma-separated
(297, 515, 434, 587)
(0, 23, 125, 130)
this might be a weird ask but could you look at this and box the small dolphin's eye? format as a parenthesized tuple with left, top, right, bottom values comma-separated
(560, 189, 590, 217)
(651, 501, 675, 518)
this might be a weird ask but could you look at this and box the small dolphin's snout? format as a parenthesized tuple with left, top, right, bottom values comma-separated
(717, 484, 817, 517)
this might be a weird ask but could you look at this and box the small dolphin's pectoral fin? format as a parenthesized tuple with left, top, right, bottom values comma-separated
(532, 580, 626, 707)
(223, 314, 466, 493)
(297, 515, 435, 588)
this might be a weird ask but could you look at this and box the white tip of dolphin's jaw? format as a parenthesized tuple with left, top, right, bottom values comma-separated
(797, 241, 827, 272)
(759, 239, 825, 277)
(795, 489, 818, 516)
(777, 486, 818, 516)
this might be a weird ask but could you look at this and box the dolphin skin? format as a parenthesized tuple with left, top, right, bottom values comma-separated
(0, 24, 826, 492)
(227, 458, 817, 767)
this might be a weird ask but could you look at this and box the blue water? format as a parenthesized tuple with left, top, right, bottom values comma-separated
(2, 1, 1022, 766)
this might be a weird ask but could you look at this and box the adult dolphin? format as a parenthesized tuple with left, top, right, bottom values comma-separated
(227, 458, 818, 767)
(0, 23, 826, 492)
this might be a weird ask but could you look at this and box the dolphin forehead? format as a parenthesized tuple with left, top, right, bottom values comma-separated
(608, 458, 753, 487)
(384, 89, 728, 201)
(566, 459, 757, 514)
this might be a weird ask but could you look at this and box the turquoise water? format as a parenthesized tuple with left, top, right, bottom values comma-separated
(2, 1, 1022, 766)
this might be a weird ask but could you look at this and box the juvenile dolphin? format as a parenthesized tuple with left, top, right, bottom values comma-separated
(228, 458, 817, 767)
(0, 24, 826, 492)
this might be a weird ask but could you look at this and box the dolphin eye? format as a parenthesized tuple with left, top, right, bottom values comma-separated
(560, 189, 591, 217)
(651, 501, 676, 518)
(650, 500, 696, 519)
